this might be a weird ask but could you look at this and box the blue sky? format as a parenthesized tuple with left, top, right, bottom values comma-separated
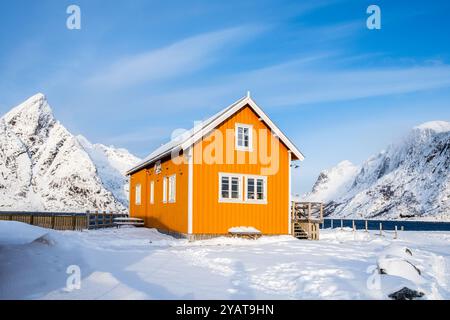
(0, 0, 449, 194)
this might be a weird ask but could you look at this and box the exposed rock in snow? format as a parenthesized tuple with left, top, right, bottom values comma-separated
(306, 121, 450, 220)
(0, 93, 140, 212)
(388, 287, 425, 300)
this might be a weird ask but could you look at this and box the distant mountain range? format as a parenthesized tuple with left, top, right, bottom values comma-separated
(0, 93, 140, 212)
(303, 121, 450, 220)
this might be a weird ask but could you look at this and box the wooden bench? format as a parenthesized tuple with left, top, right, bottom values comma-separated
(228, 228, 262, 240)
(113, 217, 145, 228)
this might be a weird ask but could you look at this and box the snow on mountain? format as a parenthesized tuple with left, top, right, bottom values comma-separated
(0, 93, 140, 212)
(76, 135, 140, 206)
(305, 121, 450, 220)
(303, 160, 359, 203)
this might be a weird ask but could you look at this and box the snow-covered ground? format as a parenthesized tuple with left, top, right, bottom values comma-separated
(1, 221, 449, 300)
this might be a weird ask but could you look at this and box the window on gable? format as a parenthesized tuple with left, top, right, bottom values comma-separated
(235, 124, 252, 151)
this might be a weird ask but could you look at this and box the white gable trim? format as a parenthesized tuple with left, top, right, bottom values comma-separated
(180, 96, 305, 161)
(126, 95, 304, 175)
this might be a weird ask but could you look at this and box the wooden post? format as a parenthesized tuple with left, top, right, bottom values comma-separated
(331, 219, 334, 229)
(72, 215, 76, 230)
(30, 214, 34, 226)
(86, 211, 90, 229)
(352, 220, 356, 232)
(95, 211, 99, 229)
(308, 203, 312, 221)
(365, 220, 368, 232)
(394, 225, 398, 239)
(379, 222, 383, 236)
(51, 215, 55, 229)
(320, 203, 323, 221)
(308, 222, 312, 240)
(291, 201, 295, 220)
(401, 226, 404, 231)
(340, 219, 343, 230)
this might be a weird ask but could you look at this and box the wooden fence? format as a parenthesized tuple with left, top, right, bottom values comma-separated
(0, 211, 129, 231)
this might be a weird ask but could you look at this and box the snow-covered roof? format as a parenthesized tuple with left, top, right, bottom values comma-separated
(126, 95, 305, 175)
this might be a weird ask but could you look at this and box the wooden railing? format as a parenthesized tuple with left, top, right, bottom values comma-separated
(0, 211, 128, 230)
(291, 202, 324, 222)
(291, 202, 324, 240)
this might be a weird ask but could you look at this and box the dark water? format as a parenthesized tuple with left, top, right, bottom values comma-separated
(323, 218, 450, 231)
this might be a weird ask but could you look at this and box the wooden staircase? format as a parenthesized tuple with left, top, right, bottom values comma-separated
(291, 201, 324, 240)
(293, 222, 309, 239)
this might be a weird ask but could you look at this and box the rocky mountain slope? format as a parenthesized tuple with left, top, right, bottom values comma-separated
(0, 93, 140, 212)
(303, 121, 450, 220)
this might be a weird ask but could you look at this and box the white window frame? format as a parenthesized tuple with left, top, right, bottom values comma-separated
(135, 184, 141, 205)
(218, 173, 267, 204)
(162, 177, 167, 203)
(168, 174, 176, 203)
(235, 123, 253, 151)
(244, 175, 268, 204)
(218, 173, 243, 203)
(150, 181, 154, 204)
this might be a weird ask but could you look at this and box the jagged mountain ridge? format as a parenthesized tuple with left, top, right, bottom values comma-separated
(0, 93, 140, 212)
(303, 121, 450, 220)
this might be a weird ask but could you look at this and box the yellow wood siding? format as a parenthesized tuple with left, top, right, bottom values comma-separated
(130, 154, 188, 233)
(192, 105, 289, 235)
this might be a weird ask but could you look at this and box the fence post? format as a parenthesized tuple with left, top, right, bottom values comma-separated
(95, 211, 99, 229)
(103, 211, 107, 228)
(401, 226, 404, 231)
(365, 220, 368, 232)
(331, 219, 334, 229)
(51, 215, 55, 229)
(340, 219, 343, 230)
(72, 215, 76, 230)
(379, 222, 383, 236)
(352, 220, 355, 232)
(394, 225, 398, 239)
(86, 210, 90, 229)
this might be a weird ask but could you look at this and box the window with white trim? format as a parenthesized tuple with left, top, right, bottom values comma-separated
(149, 181, 154, 204)
(168, 174, 176, 203)
(162, 177, 167, 203)
(246, 176, 267, 202)
(219, 174, 242, 202)
(218, 173, 267, 204)
(235, 124, 252, 151)
(135, 184, 141, 205)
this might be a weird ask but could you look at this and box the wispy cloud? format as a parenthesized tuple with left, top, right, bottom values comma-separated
(85, 25, 264, 88)
(142, 57, 450, 112)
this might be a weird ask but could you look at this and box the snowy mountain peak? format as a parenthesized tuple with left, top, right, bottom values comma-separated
(335, 160, 357, 170)
(0, 94, 140, 212)
(303, 160, 359, 203)
(2, 93, 55, 142)
(414, 121, 450, 134)
(307, 120, 450, 220)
